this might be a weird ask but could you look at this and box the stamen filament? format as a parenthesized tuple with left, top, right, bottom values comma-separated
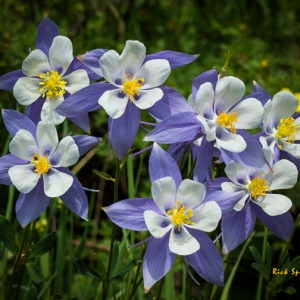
(167, 200, 194, 232)
(217, 111, 238, 133)
(39, 71, 66, 99)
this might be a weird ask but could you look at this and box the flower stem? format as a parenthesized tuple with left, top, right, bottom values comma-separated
(220, 231, 255, 300)
(256, 227, 268, 300)
(102, 158, 122, 300)
(6, 223, 32, 299)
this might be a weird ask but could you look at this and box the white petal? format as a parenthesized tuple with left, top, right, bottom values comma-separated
(8, 164, 39, 193)
(22, 49, 50, 76)
(221, 181, 240, 193)
(234, 98, 264, 129)
(215, 76, 245, 112)
(144, 210, 172, 238)
(43, 169, 73, 197)
(176, 179, 205, 209)
(137, 59, 170, 88)
(254, 194, 292, 216)
(259, 136, 275, 166)
(191, 201, 221, 231)
(224, 161, 248, 184)
(215, 129, 246, 152)
(283, 143, 300, 159)
(41, 98, 65, 125)
(36, 122, 59, 155)
(233, 193, 249, 211)
(133, 89, 163, 110)
(98, 89, 128, 119)
(169, 226, 200, 255)
(64, 69, 90, 94)
(50, 136, 79, 167)
(262, 100, 274, 132)
(270, 159, 298, 190)
(99, 50, 123, 84)
(196, 115, 216, 141)
(49, 36, 73, 74)
(194, 82, 215, 116)
(271, 91, 298, 124)
(9, 129, 38, 160)
(151, 177, 177, 214)
(13, 77, 41, 105)
(120, 40, 146, 75)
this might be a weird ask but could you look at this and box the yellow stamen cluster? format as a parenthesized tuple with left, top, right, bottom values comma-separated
(217, 111, 238, 133)
(121, 74, 144, 100)
(167, 201, 194, 232)
(39, 71, 66, 99)
(275, 117, 300, 148)
(31, 153, 50, 175)
(248, 176, 270, 200)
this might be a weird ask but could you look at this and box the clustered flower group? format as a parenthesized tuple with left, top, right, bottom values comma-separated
(0, 18, 299, 291)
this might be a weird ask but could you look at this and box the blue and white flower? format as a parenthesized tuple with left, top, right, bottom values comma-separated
(214, 141, 297, 253)
(260, 90, 300, 160)
(0, 18, 92, 127)
(0, 110, 100, 227)
(98, 40, 171, 118)
(57, 40, 197, 158)
(103, 143, 223, 290)
(145, 69, 266, 180)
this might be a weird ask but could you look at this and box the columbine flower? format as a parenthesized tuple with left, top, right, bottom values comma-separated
(260, 90, 300, 162)
(216, 144, 297, 253)
(102, 143, 223, 290)
(145, 69, 265, 180)
(57, 40, 197, 158)
(0, 109, 100, 227)
(0, 18, 91, 126)
(97, 40, 171, 118)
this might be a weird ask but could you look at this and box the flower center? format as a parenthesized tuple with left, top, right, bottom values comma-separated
(31, 153, 50, 175)
(167, 201, 194, 231)
(217, 111, 238, 133)
(275, 117, 300, 148)
(121, 74, 144, 100)
(39, 71, 66, 99)
(248, 176, 270, 200)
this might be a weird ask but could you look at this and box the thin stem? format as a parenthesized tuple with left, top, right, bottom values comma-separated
(102, 158, 122, 300)
(54, 205, 67, 295)
(5, 185, 15, 220)
(220, 231, 255, 300)
(127, 156, 135, 199)
(6, 224, 32, 299)
(256, 227, 268, 300)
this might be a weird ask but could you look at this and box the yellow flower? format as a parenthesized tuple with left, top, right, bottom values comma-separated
(261, 59, 268, 68)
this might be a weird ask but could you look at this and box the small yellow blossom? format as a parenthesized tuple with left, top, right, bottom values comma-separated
(261, 59, 268, 68)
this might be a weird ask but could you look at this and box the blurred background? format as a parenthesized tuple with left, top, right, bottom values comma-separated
(0, 0, 300, 299)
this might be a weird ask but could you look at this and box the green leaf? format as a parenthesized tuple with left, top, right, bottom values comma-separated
(72, 258, 103, 279)
(111, 242, 119, 273)
(110, 258, 142, 282)
(27, 284, 38, 299)
(93, 170, 115, 182)
(251, 262, 269, 280)
(0, 215, 17, 253)
(27, 232, 56, 261)
(282, 286, 297, 295)
(249, 246, 270, 280)
(26, 262, 44, 284)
